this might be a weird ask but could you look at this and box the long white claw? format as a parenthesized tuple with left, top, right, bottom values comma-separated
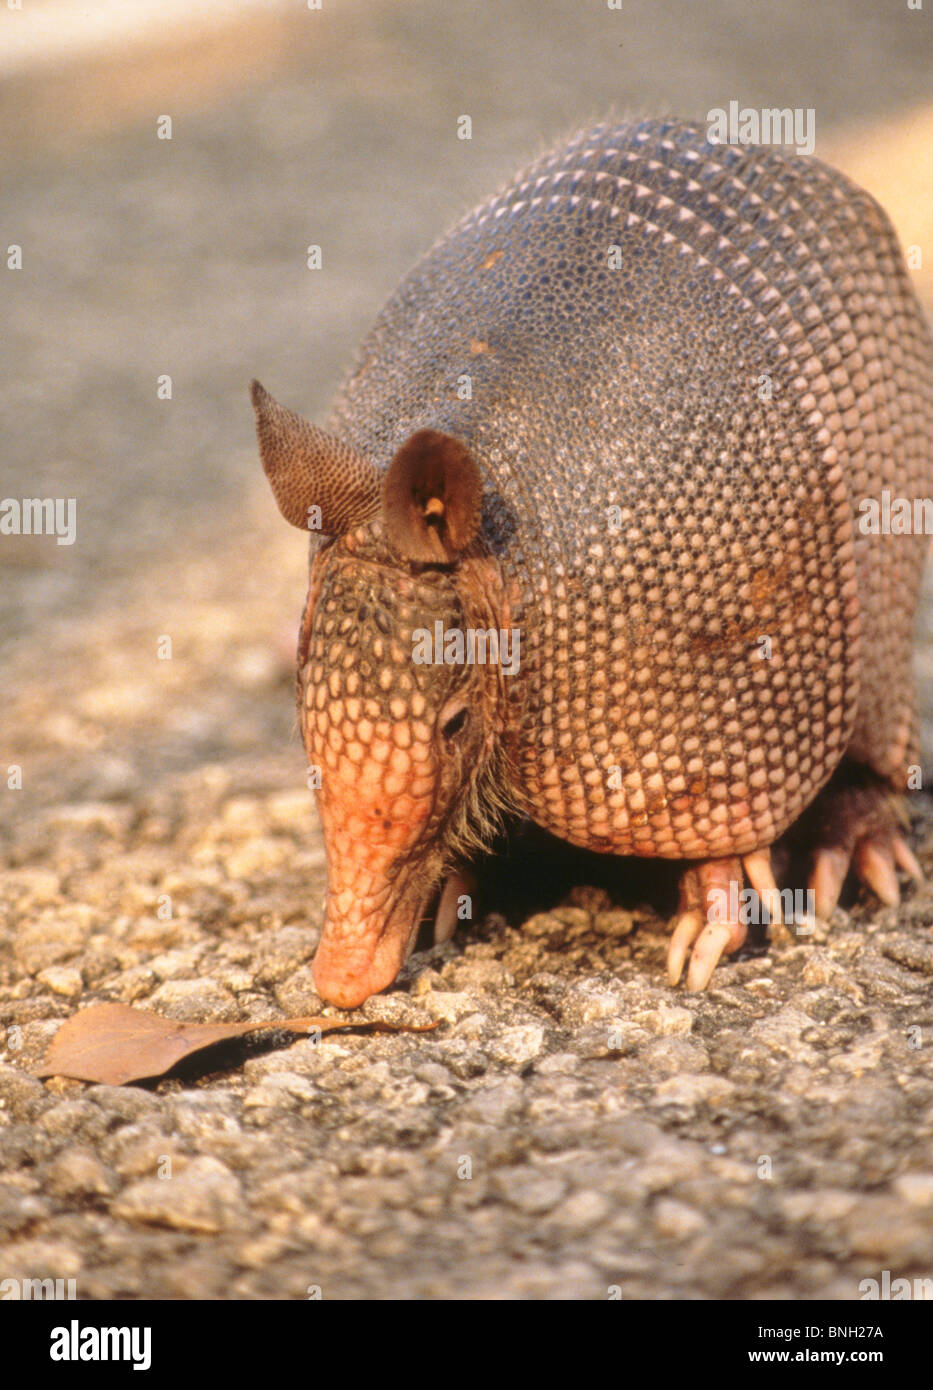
(433, 870, 476, 944)
(686, 921, 735, 992)
(667, 909, 704, 987)
(809, 845, 850, 921)
(854, 840, 900, 908)
(892, 836, 924, 882)
(742, 848, 782, 926)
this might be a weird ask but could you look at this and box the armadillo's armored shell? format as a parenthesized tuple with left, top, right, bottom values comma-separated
(323, 118, 933, 861)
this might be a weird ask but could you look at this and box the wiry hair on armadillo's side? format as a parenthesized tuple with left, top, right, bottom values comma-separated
(441, 737, 518, 866)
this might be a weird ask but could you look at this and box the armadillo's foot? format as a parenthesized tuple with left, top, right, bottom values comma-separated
(668, 852, 774, 991)
(800, 768, 923, 920)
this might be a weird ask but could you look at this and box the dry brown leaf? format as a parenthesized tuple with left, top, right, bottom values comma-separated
(37, 1002, 439, 1086)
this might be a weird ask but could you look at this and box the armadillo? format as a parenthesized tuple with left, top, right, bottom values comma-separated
(251, 117, 933, 1009)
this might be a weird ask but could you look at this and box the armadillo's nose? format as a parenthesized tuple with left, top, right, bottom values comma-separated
(311, 942, 402, 1009)
(310, 903, 421, 1009)
(311, 963, 377, 1011)
(310, 748, 440, 1007)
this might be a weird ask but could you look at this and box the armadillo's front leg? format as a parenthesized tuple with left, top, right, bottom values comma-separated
(667, 850, 767, 995)
(668, 851, 781, 991)
(668, 769, 925, 992)
(798, 765, 923, 918)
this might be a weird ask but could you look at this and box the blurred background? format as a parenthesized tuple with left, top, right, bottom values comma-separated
(2, 0, 933, 825)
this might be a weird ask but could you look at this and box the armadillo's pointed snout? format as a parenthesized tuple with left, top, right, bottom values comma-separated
(311, 922, 406, 1011)
(311, 869, 472, 1006)
(311, 946, 403, 1010)
(311, 954, 381, 1010)
(310, 893, 429, 1009)
(309, 776, 441, 1008)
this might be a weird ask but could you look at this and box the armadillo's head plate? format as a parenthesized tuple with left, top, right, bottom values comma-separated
(298, 524, 514, 1007)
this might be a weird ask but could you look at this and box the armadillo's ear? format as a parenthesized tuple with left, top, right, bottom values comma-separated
(250, 380, 381, 534)
(382, 429, 483, 563)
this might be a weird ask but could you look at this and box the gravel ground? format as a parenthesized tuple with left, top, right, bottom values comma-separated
(3, 763, 933, 1299)
(2, 0, 933, 1301)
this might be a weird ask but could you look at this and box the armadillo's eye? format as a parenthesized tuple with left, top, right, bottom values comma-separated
(439, 705, 470, 740)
